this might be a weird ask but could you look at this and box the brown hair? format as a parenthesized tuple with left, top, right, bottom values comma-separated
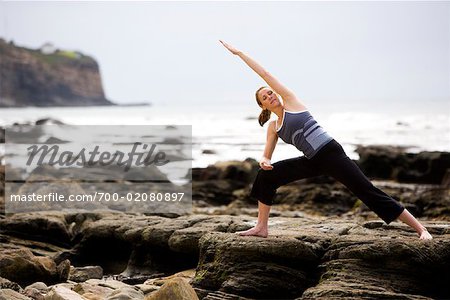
(255, 86, 271, 127)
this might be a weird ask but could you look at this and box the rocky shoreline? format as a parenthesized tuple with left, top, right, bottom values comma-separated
(0, 122, 449, 299)
(1, 211, 449, 299)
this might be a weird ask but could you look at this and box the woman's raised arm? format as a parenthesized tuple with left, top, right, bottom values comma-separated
(220, 40, 297, 102)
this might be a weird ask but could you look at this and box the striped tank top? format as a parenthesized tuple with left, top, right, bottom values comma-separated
(276, 109, 333, 159)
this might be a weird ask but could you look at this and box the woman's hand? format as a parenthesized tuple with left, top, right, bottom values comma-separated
(219, 40, 241, 55)
(259, 157, 274, 170)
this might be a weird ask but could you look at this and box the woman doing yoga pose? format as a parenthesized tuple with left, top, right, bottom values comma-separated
(220, 40, 432, 240)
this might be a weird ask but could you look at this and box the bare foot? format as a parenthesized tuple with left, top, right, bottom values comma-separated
(236, 226, 268, 238)
(419, 230, 433, 240)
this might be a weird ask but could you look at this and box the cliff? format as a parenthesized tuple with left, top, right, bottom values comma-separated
(0, 39, 115, 107)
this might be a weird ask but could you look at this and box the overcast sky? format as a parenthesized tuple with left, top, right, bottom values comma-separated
(0, 1, 449, 111)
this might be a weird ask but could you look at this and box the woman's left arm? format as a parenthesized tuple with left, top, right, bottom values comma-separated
(220, 40, 297, 103)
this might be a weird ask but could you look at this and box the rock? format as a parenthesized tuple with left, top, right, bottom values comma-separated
(76, 293, 102, 300)
(0, 277, 22, 292)
(201, 149, 216, 155)
(35, 118, 65, 126)
(199, 290, 252, 300)
(43, 137, 69, 144)
(50, 213, 239, 277)
(0, 126, 4, 143)
(192, 232, 324, 299)
(135, 283, 158, 295)
(192, 180, 238, 205)
(68, 266, 103, 282)
(353, 180, 450, 220)
(191, 158, 260, 206)
(192, 158, 259, 183)
(442, 169, 450, 187)
(273, 181, 358, 215)
(355, 145, 407, 179)
(167, 217, 236, 255)
(0, 248, 68, 287)
(143, 269, 196, 287)
(122, 165, 170, 182)
(84, 279, 131, 291)
(72, 282, 113, 299)
(355, 145, 450, 184)
(23, 287, 45, 300)
(161, 137, 183, 145)
(0, 233, 70, 262)
(106, 286, 145, 300)
(397, 152, 450, 184)
(0, 212, 72, 247)
(301, 237, 450, 299)
(24, 282, 48, 294)
(1, 208, 449, 299)
(145, 277, 199, 300)
(192, 220, 450, 300)
(44, 285, 84, 300)
(57, 260, 71, 283)
(119, 275, 162, 286)
(60, 215, 134, 274)
(0, 289, 31, 300)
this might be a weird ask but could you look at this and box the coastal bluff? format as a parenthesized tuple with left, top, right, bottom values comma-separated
(0, 39, 114, 107)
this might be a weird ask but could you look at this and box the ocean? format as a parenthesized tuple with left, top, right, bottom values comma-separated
(0, 102, 449, 168)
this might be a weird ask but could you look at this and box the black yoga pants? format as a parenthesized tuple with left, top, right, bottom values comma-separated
(249, 139, 405, 224)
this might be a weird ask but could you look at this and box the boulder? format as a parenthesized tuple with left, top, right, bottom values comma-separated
(192, 219, 450, 300)
(0, 212, 72, 247)
(0, 248, 69, 287)
(44, 285, 84, 300)
(24, 282, 48, 294)
(68, 266, 103, 282)
(105, 286, 144, 300)
(355, 145, 450, 184)
(191, 158, 259, 183)
(0, 289, 31, 300)
(0, 277, 22, 292)
(72, 282, 114, 299)
(145, 277, 198, 300)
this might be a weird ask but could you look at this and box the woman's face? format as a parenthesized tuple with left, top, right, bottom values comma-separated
(258, 87, 281, 110)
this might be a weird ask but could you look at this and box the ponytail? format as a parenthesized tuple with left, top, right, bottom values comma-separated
(258, 109, 271, 127)
(255, 86, 271, 127)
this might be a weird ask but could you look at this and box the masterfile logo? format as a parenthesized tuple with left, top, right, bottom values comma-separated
(4, 125, 192, 214)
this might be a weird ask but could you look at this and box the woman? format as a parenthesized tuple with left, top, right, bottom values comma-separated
(220, 40, 432, 240)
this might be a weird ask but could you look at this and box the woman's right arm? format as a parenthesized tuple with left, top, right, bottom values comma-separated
(260, 121, 278, 170)
(220, 40, 298, 104)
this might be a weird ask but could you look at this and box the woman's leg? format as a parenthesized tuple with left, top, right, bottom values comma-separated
(237, 200, 271, 237)
(316, 141, 432, 239)
(237, 156, 321, 237)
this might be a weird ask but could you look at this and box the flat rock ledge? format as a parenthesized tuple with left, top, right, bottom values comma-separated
(0, 211, 449, 299)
